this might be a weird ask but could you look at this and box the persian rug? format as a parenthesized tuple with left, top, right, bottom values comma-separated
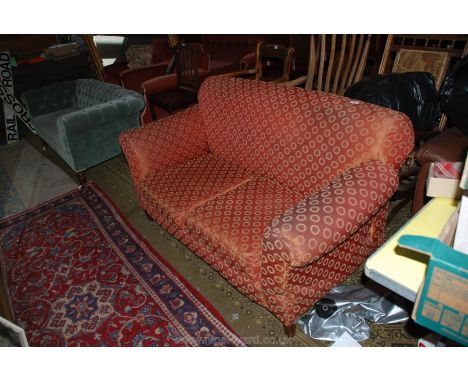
(0, 140, 77, 219)
(0, 182, 245, 346)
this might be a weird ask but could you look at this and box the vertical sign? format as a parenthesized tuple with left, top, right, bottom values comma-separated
(0, 51, 19, 144)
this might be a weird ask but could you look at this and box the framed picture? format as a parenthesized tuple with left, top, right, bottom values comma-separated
(392, 49, 450, 89)
(0, 316, 28, 347)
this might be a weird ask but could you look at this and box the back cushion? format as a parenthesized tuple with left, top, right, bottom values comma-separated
(198, 76, 414, 196)
(74, 79, 140, 108)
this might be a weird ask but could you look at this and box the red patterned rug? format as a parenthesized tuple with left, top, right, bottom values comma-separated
(0, 182, 245, 346)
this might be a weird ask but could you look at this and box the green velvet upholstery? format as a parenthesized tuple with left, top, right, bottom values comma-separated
(21, 79, 144, 173)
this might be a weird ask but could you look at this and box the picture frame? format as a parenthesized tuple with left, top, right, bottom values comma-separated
(0, 316, 29, 347)
(392, 48, 450, 90)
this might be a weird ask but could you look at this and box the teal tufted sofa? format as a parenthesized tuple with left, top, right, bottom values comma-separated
(21, 79, 144, 182)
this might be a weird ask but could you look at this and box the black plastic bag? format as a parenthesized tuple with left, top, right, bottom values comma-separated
(345, 72, 441, 132)
(440, 56, 468, 137)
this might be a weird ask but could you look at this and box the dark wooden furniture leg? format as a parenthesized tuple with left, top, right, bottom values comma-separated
(76, 171, 87, 185)
(39, 137, 48, 151)
(0, 273, 13, 322)
(149, 98, 158, 121)
(284, 324, 296, 337)
(412, 162, 431, 215)
(145, 211, 153, 221)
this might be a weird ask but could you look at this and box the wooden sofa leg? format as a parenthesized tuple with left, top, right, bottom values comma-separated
(76, 171, 87, 185)
(39, 137, 48, 151)
(284, 324, 296, 337)
(145, 211, 153, 221)
(0, 275, 14, 322)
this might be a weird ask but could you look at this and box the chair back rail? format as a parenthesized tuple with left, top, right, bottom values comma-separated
(304, 34, 371, 95)
(176, 42, 200, 92)
(255, 42, 295, 83)
(378, 34, 468, 134)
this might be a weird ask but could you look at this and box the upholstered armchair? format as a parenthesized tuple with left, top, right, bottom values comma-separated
(104, 37, 173, 93)
(22, 79, 144, 183)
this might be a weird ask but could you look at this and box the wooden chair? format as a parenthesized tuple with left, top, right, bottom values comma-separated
(164, 34, 180, 74)
(285, 34, 372, 95)
(379, 34, 468, 141)
(149, 42, 201, 117)
(255, 42, 295, 82)
(223, 42, 295, 83)
(378, 35, 468, 219)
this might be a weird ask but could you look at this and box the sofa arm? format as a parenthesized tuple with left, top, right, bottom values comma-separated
(240, 52, 256, 69)
(283, 75, 307, 88)
(119, 105, 209, 184)
(119, 62, 168, 93)
(21, 80, 76, 118)
(139, 73, 182, 124)
(262, 161, 398, 268)
(142, 73, 178, 96)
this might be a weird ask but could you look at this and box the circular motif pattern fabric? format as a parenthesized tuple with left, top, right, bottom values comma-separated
(199, 76, 414, 196)
(120, 76, 415, 326)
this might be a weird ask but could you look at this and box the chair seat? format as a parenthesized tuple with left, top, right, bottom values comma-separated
(185, 177, 303, 278)
(150, 88, 198, 112)
(138, 153, 254, 226)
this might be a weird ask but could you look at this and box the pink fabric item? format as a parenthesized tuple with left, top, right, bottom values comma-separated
(432, 161, 463, 179)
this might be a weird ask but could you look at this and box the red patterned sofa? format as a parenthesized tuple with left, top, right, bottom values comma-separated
(120, 76, 414, 334)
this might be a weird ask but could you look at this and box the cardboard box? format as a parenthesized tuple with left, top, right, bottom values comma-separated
(398, 235, 468, 346)
(426, 162, 463, 199)
(454, 155, 468, 254)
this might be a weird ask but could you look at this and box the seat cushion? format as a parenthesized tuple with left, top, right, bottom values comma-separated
(139, 153, 253, 227)
(185, 177, 303, 278)
(32, 106, 81, 156)
(151, 88, 198, 112)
